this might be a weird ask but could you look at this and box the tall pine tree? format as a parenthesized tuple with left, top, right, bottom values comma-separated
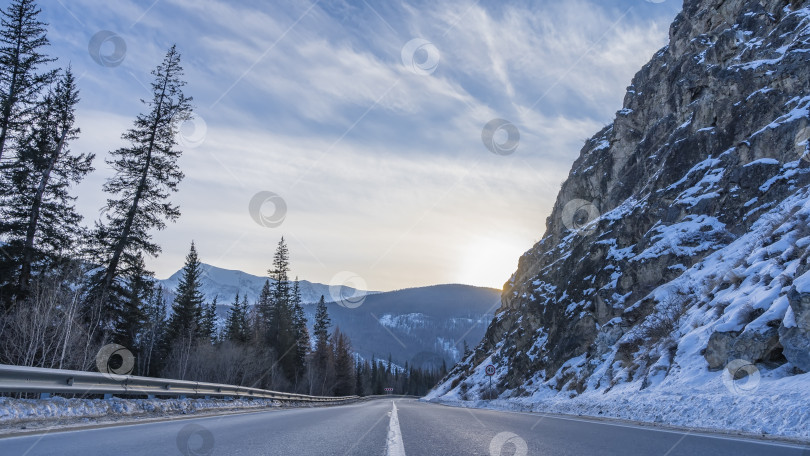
(332, 328, 354, 396)
(165, 241, 205, 345)
(0, 0, 55, 164)
(311, 295, 331, 392)
(291, 278, 309, 384)
(91, 45, 192, 320)
(255, 278, 273, 343)
(267, 237, 297, 381)
(311, 295, 335, 396)
(0, 68, 92, 302)
(201, 295, 218, 344)
(224, 292, 248, 344)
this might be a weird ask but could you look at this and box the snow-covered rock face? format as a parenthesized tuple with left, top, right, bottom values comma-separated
(433, 0, 810, 402)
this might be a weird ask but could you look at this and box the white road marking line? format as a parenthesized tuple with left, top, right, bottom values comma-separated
(386, 401, 406, 456)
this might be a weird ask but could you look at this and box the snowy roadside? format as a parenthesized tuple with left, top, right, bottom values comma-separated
(424, 374, 810, 445)
(0, 396, 355, 435)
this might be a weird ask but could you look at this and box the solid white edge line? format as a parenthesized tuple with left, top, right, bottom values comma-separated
(386, 401, 406, 456)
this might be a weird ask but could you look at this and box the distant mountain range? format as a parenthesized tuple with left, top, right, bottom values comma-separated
(157, 264, 500, 369)
(157, 263, 371, 304)
(324, 284, 500, 369)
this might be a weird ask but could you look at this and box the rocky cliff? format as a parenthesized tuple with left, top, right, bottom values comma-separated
(430, 0, 810, 409)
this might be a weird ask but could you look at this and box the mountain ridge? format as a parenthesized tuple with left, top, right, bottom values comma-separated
(157, 263, 500, 368)
(157, 262, 375, 304)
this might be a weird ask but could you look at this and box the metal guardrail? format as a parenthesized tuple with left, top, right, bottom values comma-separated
(0, 364, 358, 402)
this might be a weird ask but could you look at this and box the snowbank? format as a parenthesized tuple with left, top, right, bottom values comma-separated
(426, 366, 810, 441)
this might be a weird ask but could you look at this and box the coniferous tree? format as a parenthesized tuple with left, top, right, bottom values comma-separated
(255, 278, 273, 342)
(291, 277, 309, 384)
(224, 292, 247, 343)
(312, 295, 330, 372)
(90, 45, 192, 318)
(355, 361, 364, 396)
(239, 293, 250, 338)
(0, 0, 56, 163)
(201, 295, 218, 344)
(332, 327, 354, 396)
(114, 255, 148, 349)
(165, 241, 205, 345)
(309, 295, 334, 396)
(267, 237, 297, 381)
(0, 68, 92, 302)
(267, 237, 290, 344)
(139, 283, 167, 376)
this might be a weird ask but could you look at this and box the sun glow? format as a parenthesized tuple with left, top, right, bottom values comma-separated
(456, 237, 528, 290)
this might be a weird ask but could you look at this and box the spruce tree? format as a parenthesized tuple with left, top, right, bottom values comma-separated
(370, 357, 378, 394)
(332, 328, 354, 396)
(114, 255, 148, 349)
(312, 295, 330, 372)
(267, 237, 296, 381)
(239, 293, 249, 339)
(165, 241, 205, 345)
(291, 278, 309, 382)
(0, 0, 56, 163)
(225, 292, 247, 343)
(0, 68, 92, 301)
(255, 278, 273, 342)
(355, 361, 364, 396)
(140, 283, 166, 376)
(91, 45, 192, 315)
(201, 295, 217, 344)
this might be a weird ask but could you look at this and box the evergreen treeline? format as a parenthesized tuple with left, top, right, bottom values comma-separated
(0, 0, 444, 397)
(0, 0, 195, 371)
(355, 355, 447, 397)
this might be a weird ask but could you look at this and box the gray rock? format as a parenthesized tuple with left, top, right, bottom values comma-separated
(705, 327, 782, 370)
(705, 331, 738, 370)
(787, 287, 810, 331)
(779, 287, 810, 371)
(779, 326, 810, 372)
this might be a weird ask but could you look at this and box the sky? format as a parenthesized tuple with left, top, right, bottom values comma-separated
(40, 0, 682, 292)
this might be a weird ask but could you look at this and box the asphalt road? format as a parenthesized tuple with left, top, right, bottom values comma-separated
(0, 398, 807, 455)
